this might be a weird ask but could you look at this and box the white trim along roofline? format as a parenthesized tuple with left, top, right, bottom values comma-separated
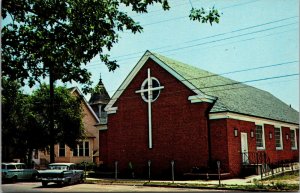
(70, 87, 100, 123)
(104, 50, 216, 114)
(209, 111, 299, 129)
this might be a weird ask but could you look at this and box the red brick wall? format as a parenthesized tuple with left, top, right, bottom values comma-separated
(104, 59, 212, 177)
(102, 58, 299, 178)
(260, 125, 299, 164)
(210, 119, 229, 173)
(99, 130, 108, 164)
(225, 119, 256, 176)
(216, 119, 299, 176)
(263, 124, 277, 163)
(273, 126, 298, 162)
(294, 129, 299, 160)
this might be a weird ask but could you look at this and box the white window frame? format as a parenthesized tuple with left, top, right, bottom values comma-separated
(256, 124, 265, 150)
(290, 128, 297, 150)
(275, 127, 283, 150)
(72, 141, 90, 157)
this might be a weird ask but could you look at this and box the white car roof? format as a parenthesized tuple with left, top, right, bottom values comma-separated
(2, 163, 25, 165)
(48, 163, 75, 166)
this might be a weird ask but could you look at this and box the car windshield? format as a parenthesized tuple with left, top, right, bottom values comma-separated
(16, 164, 25, 169)
(7, 165, 16, 169)
(48, 165, 69, 170)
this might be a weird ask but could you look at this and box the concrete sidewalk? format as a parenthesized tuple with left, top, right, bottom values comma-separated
(85, 175, 259, 186)
(85, 165, 299, 186)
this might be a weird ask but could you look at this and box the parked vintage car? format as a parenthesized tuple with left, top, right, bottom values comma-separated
(1, 163, 38, 182)
(37, 163, 84, 186)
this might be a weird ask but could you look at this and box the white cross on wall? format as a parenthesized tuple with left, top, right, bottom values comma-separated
(135, 68, 164, 148)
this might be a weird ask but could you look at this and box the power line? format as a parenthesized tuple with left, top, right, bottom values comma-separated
(203, 78, 299, 93)
(151, 22, 297, 55)
(200, 73, 299, 90)
(119, 16, 298, 60)
(188, 0, 194, 8)
(95, 78, 299, 109)
(183, 16, 298, 44)
(132, 0, 199, 17)
(130, 0, 260, 20)
(100, 78, 299, 102)
(140, 0, 262, 26)
(85, 16, 297, 67)
(157, 27, 298, 61)
(222, 0, 261, 10)
(86, 0, 276, 66)
(101, 59, 298, 94)
(105, 73, 299, 102)
(86, 26, 298, 70)
(107, 22, 297, 64)
(118, 25, 298, 65)
(183, 61, 299, 82)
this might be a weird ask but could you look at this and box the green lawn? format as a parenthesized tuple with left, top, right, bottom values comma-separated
(262, 171, 299, 182)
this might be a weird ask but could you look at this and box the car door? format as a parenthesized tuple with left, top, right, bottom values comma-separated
(71, 164, 81, 182)
(9, 164, 23, 179)
(19, 164, 28, 179)
(69, 165, 77, 182)
(22, 164, 32, 179)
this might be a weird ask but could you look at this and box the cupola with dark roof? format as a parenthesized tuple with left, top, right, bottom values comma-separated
(89, 74, 110, 124)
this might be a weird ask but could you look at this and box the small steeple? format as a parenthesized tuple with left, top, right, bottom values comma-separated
(99, 73, 102, 84)
(89, 74, 110, 105)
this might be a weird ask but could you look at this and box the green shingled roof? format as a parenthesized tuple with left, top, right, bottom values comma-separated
(153, 52, 299, 124)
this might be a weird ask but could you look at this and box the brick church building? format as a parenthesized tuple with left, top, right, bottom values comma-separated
(100, 51, 299, 178)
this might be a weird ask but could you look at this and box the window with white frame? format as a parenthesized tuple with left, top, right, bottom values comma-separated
(256, 125, 265, 149)
(275, 127, 283, 150)
(73, 141, 90, 157)
(290, 129, 297, 150)
(59, 143, 65, 157)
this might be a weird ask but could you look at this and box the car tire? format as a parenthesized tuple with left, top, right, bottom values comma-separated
(11, 176, 17, 183)
(65, 179, 71, 186)
(31, 174, 37, 181)
(42, 181, 48, 187)
(79, 175, 84, 183)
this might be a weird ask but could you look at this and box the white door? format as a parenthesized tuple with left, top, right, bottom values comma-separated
(240, 132, 249, 164)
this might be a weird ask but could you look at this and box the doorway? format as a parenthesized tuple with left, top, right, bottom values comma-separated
(240, 132, 249, 164)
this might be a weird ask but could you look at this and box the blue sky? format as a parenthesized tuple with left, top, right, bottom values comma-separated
(19, 0, 298, 111)
(78, 0, 299, 110)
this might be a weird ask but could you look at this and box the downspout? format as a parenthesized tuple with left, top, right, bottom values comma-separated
(206, 99, 217, 167)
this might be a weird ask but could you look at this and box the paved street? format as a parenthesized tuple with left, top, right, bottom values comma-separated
(1, 182, 228, 192)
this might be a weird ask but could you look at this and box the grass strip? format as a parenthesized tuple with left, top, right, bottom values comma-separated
(143, 181, 300, 192)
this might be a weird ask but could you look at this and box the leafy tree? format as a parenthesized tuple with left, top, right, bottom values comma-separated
(2, 0, 220, 162)
(2, 0, 220, 90)
(2, 78, 47, 165)
(2, 80, 84, 164)
(30, 84, 85, 148)
(2, 78, 28, 162)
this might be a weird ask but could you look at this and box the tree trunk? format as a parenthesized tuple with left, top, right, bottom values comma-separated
(49, 64, 55, 163)
(27, 148, 33, 168)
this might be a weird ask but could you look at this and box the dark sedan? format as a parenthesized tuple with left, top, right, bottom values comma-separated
(38, 163, 84, 187)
